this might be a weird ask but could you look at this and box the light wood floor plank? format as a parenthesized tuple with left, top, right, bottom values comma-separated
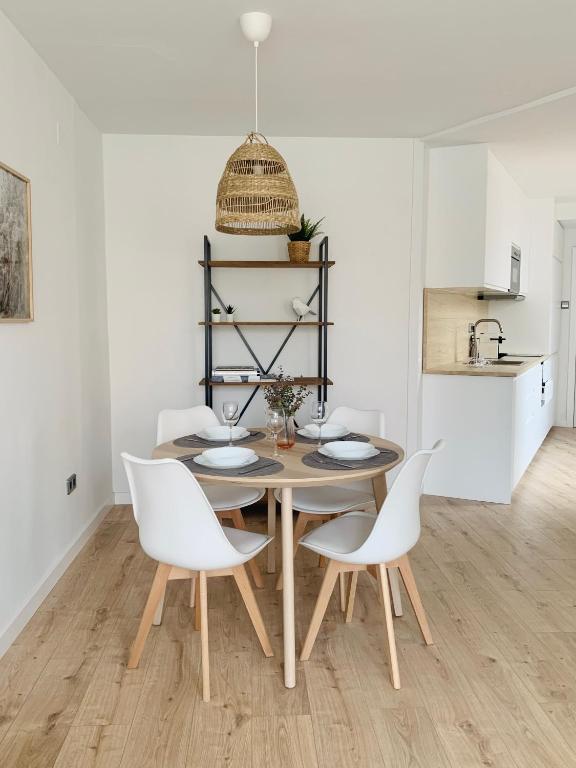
(52, 725, 129, 768)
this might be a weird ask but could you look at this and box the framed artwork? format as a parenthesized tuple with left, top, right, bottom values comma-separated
(0, 161, 33, 322)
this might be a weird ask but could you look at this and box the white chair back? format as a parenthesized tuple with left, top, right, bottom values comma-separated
(328, 406, 386, 438)
(156, 406, 219, 444)
(122, 453, 246, 571)
(352, 441, 444, 564)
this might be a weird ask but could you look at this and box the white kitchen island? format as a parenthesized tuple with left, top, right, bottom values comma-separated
(422, 357, 555, 503)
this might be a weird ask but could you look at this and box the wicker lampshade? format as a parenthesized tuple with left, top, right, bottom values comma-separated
(215, 133, 300, 235)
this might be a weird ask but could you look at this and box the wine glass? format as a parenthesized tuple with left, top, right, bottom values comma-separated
(267, 409, 284, 457)
(310, 401, 328, 447)
(222, 401, 239, 446)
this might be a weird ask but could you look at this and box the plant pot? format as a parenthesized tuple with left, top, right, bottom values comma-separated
(277, 413, 296, 449)
(226, 313, 235, 323)
(212, 314, 221, 323)
(288, 241, 311, 263)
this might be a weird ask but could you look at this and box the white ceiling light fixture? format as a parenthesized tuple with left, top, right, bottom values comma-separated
(215, 11, 300, 236)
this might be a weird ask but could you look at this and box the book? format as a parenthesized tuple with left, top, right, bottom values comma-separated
(212, 365, 258, 372)
(212, 366, 259, 376)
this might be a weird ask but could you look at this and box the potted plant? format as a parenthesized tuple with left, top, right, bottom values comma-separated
(211, 307, 221, 324)
(287, 214, 325, 263)
(224, 304, 236, 323)
(263, 367, 310, 448)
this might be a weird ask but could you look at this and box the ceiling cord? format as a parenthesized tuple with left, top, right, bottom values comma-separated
(254, 41, 259, 133)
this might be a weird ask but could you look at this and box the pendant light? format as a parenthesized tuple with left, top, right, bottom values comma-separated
(215, 12, 300, 236)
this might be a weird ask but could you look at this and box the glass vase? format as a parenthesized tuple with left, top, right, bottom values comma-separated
(277, 412, 296, 449)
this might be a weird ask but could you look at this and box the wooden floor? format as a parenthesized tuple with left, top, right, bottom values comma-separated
(1, 428, 576, 767)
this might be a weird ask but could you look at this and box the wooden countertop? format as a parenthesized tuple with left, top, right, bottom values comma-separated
(423, 356, 548, 377)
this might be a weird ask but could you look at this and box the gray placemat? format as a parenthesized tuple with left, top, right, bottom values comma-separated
(179, 455, 284, 478)
(295, 431, 371, 445)
(302, 448, 399, 471)
(173, 430, 266, 449)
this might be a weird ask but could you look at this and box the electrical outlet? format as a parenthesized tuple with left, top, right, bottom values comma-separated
(66, 473, 77, 495)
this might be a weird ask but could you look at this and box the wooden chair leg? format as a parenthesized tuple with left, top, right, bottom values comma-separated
(152, 588, 166, 626)
(397, 555, 433, 645)
(194, 576, 201, 631)
(190, 575, 196, 608)
(276, 511, 309, 590)
(368, 564, 382, 604)
(345, 571, 358, 623)
(267, 489, 276, 574)
(388, 567, 404, 617)
(378, 564, 400, 689)
(339, 572, 347, 612)
(128, 562, 171, 669)
(199, 571, 210, 702)
(232, 564, 274, 657)
(230, 508, 264, 589)
(300, 559, 340, 661)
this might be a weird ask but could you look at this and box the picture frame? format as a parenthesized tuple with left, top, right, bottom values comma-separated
(0, 161, 33, 322)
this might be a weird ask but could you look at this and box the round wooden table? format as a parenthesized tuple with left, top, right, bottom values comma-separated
(153, 432, 404, 688)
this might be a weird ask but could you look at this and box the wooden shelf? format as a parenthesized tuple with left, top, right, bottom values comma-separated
(198, 260, 335, 269)
(199, 321, 334, 327)
(199, 377, 333, 387)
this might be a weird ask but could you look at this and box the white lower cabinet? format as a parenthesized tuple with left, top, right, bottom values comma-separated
(422, 361, 554, 503)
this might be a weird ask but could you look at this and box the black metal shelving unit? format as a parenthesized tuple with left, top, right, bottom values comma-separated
(200, 235, 333, 421)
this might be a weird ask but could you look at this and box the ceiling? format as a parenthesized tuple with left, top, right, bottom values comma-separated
(3, 0, 576, 140)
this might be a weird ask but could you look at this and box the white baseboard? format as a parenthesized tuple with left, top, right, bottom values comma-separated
(0, 496, 114, 659)
(114, 491, 132, 504)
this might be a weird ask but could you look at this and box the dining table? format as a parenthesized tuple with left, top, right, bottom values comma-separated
(153, 429, 404, 688)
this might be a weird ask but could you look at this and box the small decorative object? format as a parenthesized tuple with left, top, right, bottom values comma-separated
(263, 367, 310, 415)
(292, 297, 316, 320)
(224, 304, 236, 322)
(287, 214, 325, 263)
(0, 162, 33, 322)
(211, 307, 221, 323)
(215, 13, 300, 236)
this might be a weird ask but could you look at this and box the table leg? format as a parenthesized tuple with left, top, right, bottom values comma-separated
(372, 474, 403, 616)
(281, 487, 296, 688)
(267, 488, 276, 574)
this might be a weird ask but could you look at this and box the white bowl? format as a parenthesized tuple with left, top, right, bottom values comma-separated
(200, 446, 256, 468)
(299, 423, 348, 439)
(320, 441, 378, 460)
(194, 453, 258, 470)
(197, 425, 249, 441)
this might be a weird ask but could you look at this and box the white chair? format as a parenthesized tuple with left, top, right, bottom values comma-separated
(122, 453, 273, 702)
(157, 406, 265, 598)
(298, 441, 444, 690)
(275, 406, 387, 606)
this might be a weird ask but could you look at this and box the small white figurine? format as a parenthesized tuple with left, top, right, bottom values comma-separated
(292, 297, 317, 319)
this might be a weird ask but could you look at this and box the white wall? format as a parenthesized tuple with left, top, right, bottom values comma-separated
(494, 198, 561, 357)
(103, 135, 422, 498)
(556, 227, 576, 427)
(0, 11, 112, 651)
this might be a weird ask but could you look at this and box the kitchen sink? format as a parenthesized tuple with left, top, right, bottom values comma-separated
(488, 360, 524, 366)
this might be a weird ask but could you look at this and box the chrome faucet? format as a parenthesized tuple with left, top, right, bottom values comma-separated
(470, 319, 504, 364)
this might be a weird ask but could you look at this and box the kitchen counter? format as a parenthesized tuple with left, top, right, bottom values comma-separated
(422, 354, 556, 503)
(423, 355, 549, 377)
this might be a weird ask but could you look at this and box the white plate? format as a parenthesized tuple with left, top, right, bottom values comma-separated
(298, 423, 349, 439)
(196, 425, 250, 441)
(198, 446, 256, 468)
(194, 453, 259, 470)
(319, 441, 379, 460)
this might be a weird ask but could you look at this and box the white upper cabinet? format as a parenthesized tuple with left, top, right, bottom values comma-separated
(426, 145, 529, 293)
